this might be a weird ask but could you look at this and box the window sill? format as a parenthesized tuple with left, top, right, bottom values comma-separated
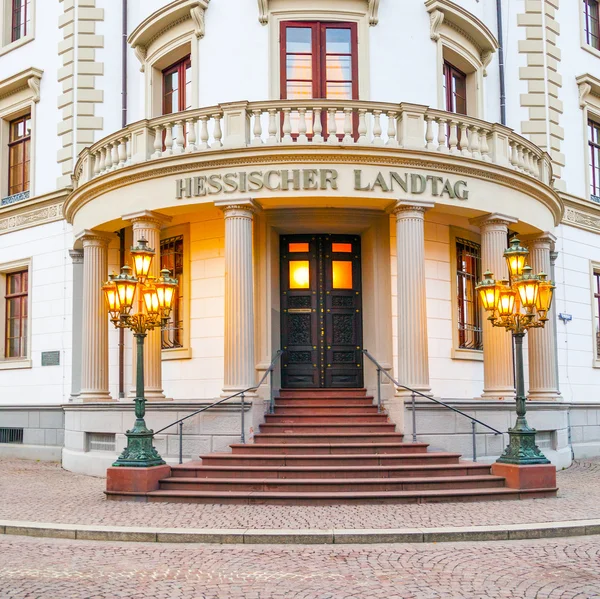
(582, 43, 600, 60)
(452, 348, 483, 362)
(161, 347, 192, 361)
(593, 359, 600, 369)
(0, 35, 34, 57)
(0, 358, 32, 370)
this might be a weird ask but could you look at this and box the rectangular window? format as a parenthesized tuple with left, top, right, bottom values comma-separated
(281, 21, 358, 138)
(162, 56, 192, 115)
(160, 235, 184, 349)
(594, 271, 600, 358)
(584, 0, 600, 50)
(590, 119, 600, 201)
(443, 61, 467, 115)
(456, 238, 483, 351)
(11, 0, 30, 42)
(8, 114, 31, 197)
(5, 269, 28, 359)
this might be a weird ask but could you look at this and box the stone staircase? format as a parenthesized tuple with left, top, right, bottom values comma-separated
(119, 389, 558, 504)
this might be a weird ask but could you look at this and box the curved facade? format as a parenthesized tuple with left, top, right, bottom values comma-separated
(0, 0, 599, 475)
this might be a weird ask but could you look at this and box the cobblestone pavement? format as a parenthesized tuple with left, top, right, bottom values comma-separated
(1, 459, 600, 530)
(1, 534, 599, 599)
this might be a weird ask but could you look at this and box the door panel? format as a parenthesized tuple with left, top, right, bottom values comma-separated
(281, 234, 363, 388)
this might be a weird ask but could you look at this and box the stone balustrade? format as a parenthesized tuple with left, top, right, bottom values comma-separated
(73, 100, 553, 188)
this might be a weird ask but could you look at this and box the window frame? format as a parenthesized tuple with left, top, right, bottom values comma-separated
(160, 224, 191, 361)
(11, 0, 30, 43)
(450, 227, 483, 361)
(589, 118, 600, 201)
(7, 112, 30, 197)
(4, 268, 28, 359)
(0, 258, 32, 370)
(455, 237, 483, 352)
(162, 55, 192, 116)
(584, 0, 600, 51)
(443, 60, 467, 116)
(590, 262, 600, 368)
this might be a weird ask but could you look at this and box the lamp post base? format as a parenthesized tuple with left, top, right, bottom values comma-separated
(113, 409, 165, 468)
(496, 426, 550, 466)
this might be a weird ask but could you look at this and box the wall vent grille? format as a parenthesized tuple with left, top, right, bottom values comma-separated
(87, 433, 116, 452)
(0, 428, 24, 444)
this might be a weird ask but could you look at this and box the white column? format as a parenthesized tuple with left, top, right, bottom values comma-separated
(394, 200, 433, 395)
(527, 233, 561, 401)
(77, 231, 113, 403)
(215, 198, 259, 395)
(123, 210, 172, 401)
(474, 213, 517, 400)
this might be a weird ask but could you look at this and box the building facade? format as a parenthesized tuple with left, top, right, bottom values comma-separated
(0, 0, 599, 475)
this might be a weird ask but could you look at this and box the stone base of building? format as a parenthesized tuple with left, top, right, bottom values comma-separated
(106, 464, 171, 494)
(491, 462, 557, 490)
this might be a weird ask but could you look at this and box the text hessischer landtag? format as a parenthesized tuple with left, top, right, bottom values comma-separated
(175, 169, 469, 200)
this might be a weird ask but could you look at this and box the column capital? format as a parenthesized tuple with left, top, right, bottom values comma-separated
(470, 212, 518, 230)
(521, 231, 557, 250)
(391, 200, 434, 218)
(69, 249, 84, 264)
(122, 210, 172, 229)
(550, 250, 559, 264)
(215, 198, 261, 218)
(76, 229, 114, 247)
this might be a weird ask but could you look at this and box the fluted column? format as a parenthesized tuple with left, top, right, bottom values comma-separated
(394, 200, 433, 395)
(216, 198, 259, 394)
(123, 210, 172, 401)
(77, 231, 113, 402)
(474, 213, 517, 400)
(527, 233, 561, 401)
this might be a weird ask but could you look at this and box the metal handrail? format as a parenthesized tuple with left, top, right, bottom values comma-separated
(362, 349, 502, 462)
(154, 350, 283, 463)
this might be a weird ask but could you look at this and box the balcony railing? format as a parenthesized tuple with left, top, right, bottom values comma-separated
(73, 100, 553, 187)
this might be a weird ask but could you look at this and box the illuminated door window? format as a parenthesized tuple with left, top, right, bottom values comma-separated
(331, 243, 352, 253)
(332, 261, 353, 289)
(290, 261, 310, 289)
(289, 242, 309, 252)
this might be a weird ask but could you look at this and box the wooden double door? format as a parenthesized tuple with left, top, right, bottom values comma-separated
(280, 234, 363, 388)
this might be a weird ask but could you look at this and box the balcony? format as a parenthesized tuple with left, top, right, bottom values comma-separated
(67, 99, 561, 233)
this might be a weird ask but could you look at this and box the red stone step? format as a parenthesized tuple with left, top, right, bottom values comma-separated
(275, 398, 375, 407)
(198, 452, 462, 467)
(252, 432, 404, 444)
(265, 414, 389, 423)
(131, 487, 557, 505)
(274, 405, 379, 414)
(230, 442, 428, 455)
(171, 462, 493, 479)
(158, 475, 507, 493)
(278, 389, 368, 398)
(260, 424, 397, 434)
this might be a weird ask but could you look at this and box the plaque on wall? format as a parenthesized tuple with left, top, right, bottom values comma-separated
(41, 351, 60, 366)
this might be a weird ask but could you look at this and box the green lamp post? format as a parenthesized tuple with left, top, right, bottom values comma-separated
(476, 238, 555, 465)
(102, 238, 179, 467)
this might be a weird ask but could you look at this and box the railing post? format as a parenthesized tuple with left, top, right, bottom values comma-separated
(241, 392, 246, 444)
(411, 392, 417, 443)
(179, 421, 183, 465)
(472, 421, 477, 462)
(269, 367, 275, 414)
(376, 367, 382, 413)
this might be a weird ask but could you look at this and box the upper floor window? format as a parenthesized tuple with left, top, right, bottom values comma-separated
(590, 119, 600, 201)
(160, 235, 184, 350)
(8, 113, 31, 197)
(4, 269, 28, 359)
(162, 56, 191, 115)
(11, 0, 30, 42)
(594, 270, 600, 358)
(584, 0, 600, 50)
(456, 238, 482, 351)
(281, 21, 358, 101)
(443, 61, 467, 115)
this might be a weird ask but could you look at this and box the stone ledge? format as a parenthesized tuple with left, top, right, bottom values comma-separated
(1, 519, 599, 545)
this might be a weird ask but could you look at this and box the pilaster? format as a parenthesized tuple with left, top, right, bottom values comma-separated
(69, 249, 84, 401)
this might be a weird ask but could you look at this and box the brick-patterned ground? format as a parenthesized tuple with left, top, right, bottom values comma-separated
(0, 458, 599, 529)
(1, 535, 599, 598)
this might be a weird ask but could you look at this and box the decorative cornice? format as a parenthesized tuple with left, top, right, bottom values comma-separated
(258, 0, 379, 26)
(577, 73, 600, 108)
(0, 201, 64, 236)
(424, 0, 498, 54)
(129, 0, 210, 69)
(0, 67, 43, 104)
(64, 146, 563, 228)
(560, 192, 600, 234)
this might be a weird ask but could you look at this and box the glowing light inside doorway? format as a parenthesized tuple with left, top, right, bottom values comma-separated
(290, 261, 310, 288)
(332, 261, 353, 289)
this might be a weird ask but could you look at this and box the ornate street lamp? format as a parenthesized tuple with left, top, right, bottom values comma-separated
(102, 238, 178, 467)
(476, 238, 555, 465)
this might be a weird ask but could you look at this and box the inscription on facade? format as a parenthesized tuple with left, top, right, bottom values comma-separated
(175, 169, 469, 200)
